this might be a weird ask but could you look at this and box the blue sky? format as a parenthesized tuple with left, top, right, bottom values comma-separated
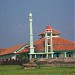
(0, 0, 74, 48)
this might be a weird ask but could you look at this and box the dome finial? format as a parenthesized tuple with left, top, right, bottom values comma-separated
(46, 25, 52, 32)
(29, 13, 32, 17)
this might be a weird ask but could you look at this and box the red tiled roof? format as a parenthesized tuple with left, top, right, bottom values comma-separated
(0, 44, 24, 56)
(38, 29, 61, 36)
(0, 36, 74, 55)
(18, 37, 75, 54)
(0, 48, 6, 51)
(34, 37, 75, 51)
(0, 48, 6, 54)
(52, 37, 75, 50)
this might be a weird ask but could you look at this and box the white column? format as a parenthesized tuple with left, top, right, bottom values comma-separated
(12, 55, 16, 60)
(30, 54, 32, 59)
(64, 52, 67, 57)
(50, 30, 54, 58)
(51, 52, 54, 58)
(45, 32, 49, 59)
(29, 13, 34, 59)
(50, 31, 53, 52)
(45, 32, 47, 53)
(46, 53, 48, 59)
(72, 52, 75, 57)
(35, 54, 36, 58)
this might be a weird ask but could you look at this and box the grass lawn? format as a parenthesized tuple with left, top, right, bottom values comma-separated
(0, 65, 75, 75)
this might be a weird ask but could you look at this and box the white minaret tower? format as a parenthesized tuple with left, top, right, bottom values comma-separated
(29, 13, 34, 59)
(45, 25, 54, 58)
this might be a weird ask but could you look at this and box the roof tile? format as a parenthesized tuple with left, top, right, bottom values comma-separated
(0, 44, 23, 55)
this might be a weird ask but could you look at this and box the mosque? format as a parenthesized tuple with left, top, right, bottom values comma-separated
(0, 13, 75, 60)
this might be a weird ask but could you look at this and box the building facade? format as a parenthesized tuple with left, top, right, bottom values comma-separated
(0, 13, 75, 60)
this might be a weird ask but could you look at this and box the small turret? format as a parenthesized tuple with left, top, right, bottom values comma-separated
(46, 25, 52, 32)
